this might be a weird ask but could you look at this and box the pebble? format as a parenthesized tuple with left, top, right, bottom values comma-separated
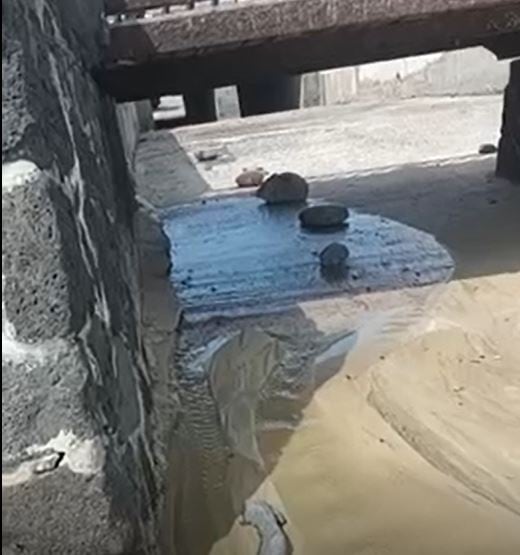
(236, 168, 267, 188)
(319, 242, 349, 269)
(478, 143, 498, 155)
(256, 172, 309, 204)
(299, 203, 349, 229)
(195, 148, 220, 162)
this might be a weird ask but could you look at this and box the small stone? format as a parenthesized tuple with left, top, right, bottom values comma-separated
(256, 172, 309, 204)
(299, 203, 349, 229)
(196, 148, 220, 162)
(478, 143, 498, 155)
(319, 242, 349, 269)
(33, 451, 64, 475)
(236, 168, 267, 188)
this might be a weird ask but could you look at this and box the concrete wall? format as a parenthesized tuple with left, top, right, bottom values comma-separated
(2, 1, 172, 553)
(116, 101, 155, 168)
(303, 47, 509, 107)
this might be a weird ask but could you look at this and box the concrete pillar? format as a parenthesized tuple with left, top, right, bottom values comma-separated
(237, 74, 301, 117)
(183, 89, 217, 124)
(496, 59, 520, 183)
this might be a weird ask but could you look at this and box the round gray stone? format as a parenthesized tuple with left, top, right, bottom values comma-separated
(319, 242, 349, 269)
(256, 172, 309, 204)
(299, 203, 349, 229)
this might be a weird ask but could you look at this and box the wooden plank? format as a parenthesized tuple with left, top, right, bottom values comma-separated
(106, 0, 520, 64)
(98, 3, 520, 100)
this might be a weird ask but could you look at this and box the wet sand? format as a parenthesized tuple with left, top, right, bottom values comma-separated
(255, 275, 520, 555)
(136, 96, 520, 554)
(172, 274, 519, 555)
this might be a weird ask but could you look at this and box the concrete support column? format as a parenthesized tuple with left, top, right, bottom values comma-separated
(237, 74, 301, 117)
(183, 89, 217, 124)
(496, 59, 520, 183)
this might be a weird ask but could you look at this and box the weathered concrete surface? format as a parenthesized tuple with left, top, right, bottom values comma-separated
(497, 59, 520, 182)
(135, 132, 209, 208)
(171, 95, 504, 190)
(102, 0, 520, 99)
(2, 0, 172, 552)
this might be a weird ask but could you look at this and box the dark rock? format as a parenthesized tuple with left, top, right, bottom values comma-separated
(195, 148, 220, 162)
(478, 143, 497, 155)
(299, 203, 349, 229)
(319, 243, 349, 269)
(256, 172, 309, 204)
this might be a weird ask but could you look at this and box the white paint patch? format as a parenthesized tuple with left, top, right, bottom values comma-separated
(2, 431, 105, 488)
(2, 460, 39, 488)
(40, 431, 105, 475)
(1, 334, 67, 366)
(2, 160, 42, 192)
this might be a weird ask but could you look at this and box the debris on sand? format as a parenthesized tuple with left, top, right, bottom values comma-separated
(236, 167, 268, 188)
(195, 148, 221, 162)
(319, 242, 349, 269)
(478, 143, 498, 155)
(256, 172, 309, 204)
(241, 500, 293, 555)
(299, 203, 349, 229)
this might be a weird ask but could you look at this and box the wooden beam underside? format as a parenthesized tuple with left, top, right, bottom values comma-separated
(105, 0, 188, 15)
(100, 0, 520, 100)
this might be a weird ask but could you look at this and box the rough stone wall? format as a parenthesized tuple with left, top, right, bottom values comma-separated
(2, 1, 171, 552)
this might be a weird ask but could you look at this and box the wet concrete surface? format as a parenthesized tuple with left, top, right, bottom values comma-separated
(163, 195, 453, 319)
